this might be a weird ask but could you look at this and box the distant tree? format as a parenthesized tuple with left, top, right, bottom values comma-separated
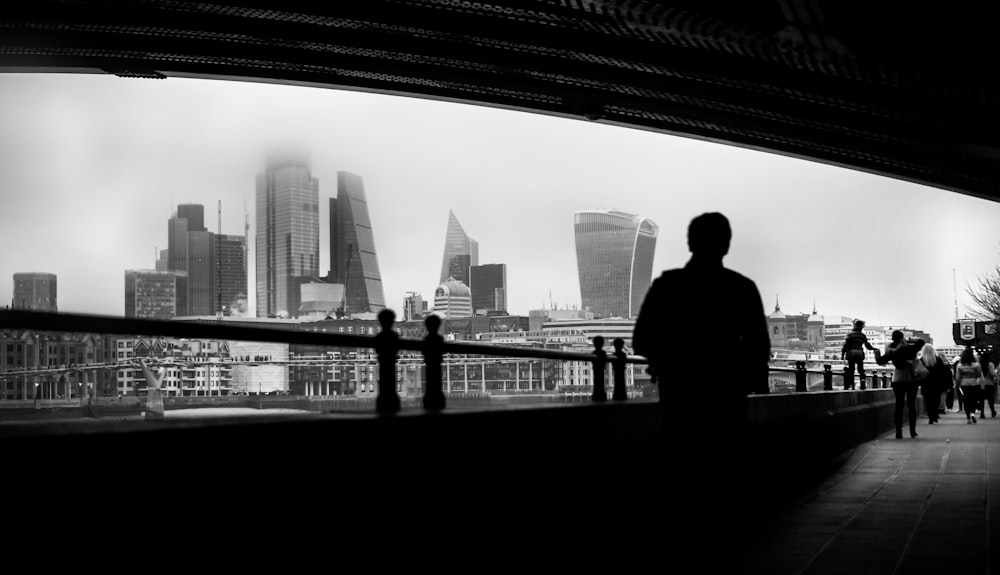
(966, 267, 1000, 320)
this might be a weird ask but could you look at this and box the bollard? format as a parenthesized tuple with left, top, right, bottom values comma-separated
(422, 315, 446, 411)
(374, 309, 401, 414)
(842, 366, 852, 390)
(794, 361, 807, 392)
(591, 336, 607, 402)
(881, 372, 889, 389)
(612, 338, 627, 401)
(823, 364, 833, 391)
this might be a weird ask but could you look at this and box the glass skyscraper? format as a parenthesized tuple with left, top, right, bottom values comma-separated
(573, 210, 658, 319)
(439, 210, 479, 286)
(329, 171, 386, 315)
(256, 152, 320, 318)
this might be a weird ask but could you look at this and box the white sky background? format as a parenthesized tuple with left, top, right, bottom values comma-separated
(1, 73, 999, 343)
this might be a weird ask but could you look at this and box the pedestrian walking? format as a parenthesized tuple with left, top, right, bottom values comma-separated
(977, 349, 996, 419)
(956, 347, 982, 424)
(875, 330, 925, 438)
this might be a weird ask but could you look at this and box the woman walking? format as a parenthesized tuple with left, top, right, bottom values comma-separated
(876, 330, 925, 438)
(956, 347, 983, 424)
(920, 344, 949, 424)
(977, 350, 996, 419)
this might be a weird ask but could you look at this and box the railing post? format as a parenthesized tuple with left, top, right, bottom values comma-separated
(375, 309, 401, 414)
(794, 361, 807, 392)
(881, 371, 889, 389)
(591, 336, 607, 402)
(842, 366, 852, 390)
(859, 368, 867, 390)
(823, 364, 833, 391)
(612, 337, 627, 401)
(422, 315, 445, 411)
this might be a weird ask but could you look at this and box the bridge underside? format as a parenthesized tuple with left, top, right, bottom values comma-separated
(2, 1, 999, 201)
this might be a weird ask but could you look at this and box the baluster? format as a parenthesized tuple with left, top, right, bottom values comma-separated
(375, 309, 401, 414)
(422, 315, 445, 411)
(591, 336, 607, 402)
(795, 361, 807, 392)
(842, 366, 852, 390)
(823, 364, 833, 391)
(612, 337, 627, 401)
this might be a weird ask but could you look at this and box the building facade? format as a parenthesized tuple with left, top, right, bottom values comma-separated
(167, 204, 216, 316)
(573, 210, 658, 319)
(12, 272, 57, 312)
(215, 233, 247, 315)
(434, 277, 473, 319)
(256, 152, 320, 318)
(124, 270, 188, 319)
(470, 263, 507, 315)
(328, 171, 386, 315)
(439, 210, 479, 286)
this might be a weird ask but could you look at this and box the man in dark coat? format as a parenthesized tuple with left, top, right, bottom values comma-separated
(632, 212, 770, 569)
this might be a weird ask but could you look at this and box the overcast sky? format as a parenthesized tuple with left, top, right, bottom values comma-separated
(1, 72, 998, 343)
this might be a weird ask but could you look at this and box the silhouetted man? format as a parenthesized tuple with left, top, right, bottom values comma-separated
(632, 212, 769, 569)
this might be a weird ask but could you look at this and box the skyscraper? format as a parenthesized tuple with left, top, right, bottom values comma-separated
(328, 171, 386, 315)
(439, 210, 478, 286)
(215, 234, 247, 315)
(167, 204, 215, 316)
(470, 263, 507, 315)
(256, 152, 320, 318)
(12, 272, 57, 312)
(573, 210, 658, 319)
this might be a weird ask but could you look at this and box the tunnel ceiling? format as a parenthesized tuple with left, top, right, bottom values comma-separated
(3, 1, 1000, 201)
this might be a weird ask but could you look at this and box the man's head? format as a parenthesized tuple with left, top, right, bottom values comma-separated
(853, 319, 865, 330)
(688, 212, 731, 259)
(891, 330, 904, 342)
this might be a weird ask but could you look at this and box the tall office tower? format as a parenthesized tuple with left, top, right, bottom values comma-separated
(439, 210, 479, 286)
(167, 204, 215, 316)
(124, 270, 188, 319)
(573, 210, 658, 319)
(328, 171, 386, 315)
(215, 234, 247, 314)
(470, 263, 507, 315)
(256, 152, 320, 318)
(12, 272, 57, 312)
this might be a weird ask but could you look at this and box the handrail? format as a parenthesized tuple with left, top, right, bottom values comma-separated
(0, 309, 647, 365)
(0, 309, 650, 413)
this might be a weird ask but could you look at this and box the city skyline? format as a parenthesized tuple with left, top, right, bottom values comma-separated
(3, 73, 1000, 342)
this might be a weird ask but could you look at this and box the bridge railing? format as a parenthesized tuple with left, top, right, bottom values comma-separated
(769, 361, 894, 392)
(0, 309, 651, 412)
(0, 309, 895, 416)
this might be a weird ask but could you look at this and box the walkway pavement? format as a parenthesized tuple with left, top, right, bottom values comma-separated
(743, 409, 999, 575)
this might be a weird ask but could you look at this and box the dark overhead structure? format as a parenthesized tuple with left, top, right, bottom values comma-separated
(2, 1, 999, 201)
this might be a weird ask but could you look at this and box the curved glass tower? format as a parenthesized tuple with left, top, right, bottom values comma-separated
(573, 210, 658, 319)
